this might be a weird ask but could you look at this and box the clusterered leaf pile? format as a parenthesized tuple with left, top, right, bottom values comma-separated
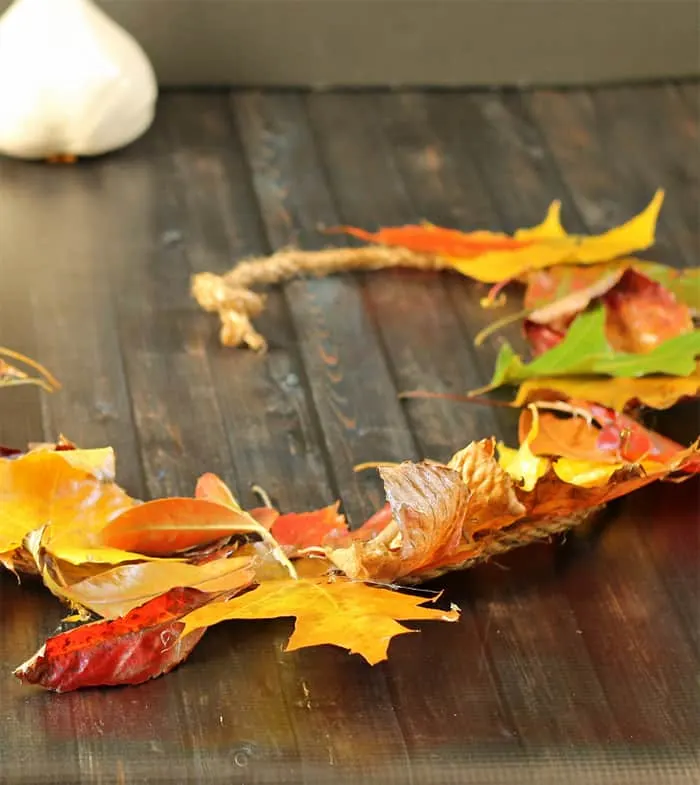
(2, 427, 697, 692)
(3, 189, 698, 693)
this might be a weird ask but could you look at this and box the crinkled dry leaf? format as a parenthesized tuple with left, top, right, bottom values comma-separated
(324, 436, 698, 584)
(42, 553, 256, 619)
(180, 577, 459, 666)
(330, 464, 472, 583)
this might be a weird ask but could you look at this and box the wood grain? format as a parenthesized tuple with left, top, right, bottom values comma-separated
(0, 85, 698, 785)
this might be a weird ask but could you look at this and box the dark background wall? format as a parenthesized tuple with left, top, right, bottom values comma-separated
(1, 0, 698, 86)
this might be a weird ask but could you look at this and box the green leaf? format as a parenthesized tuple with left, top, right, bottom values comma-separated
(488, 305, 700, 389)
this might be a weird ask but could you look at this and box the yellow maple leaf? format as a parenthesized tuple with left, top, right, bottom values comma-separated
(180, 577, 459, 665)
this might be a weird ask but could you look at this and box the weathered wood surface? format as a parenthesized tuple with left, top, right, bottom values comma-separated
(0, 84, 698, 785)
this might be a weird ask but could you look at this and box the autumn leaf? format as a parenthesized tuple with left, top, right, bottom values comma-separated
(339, 224, 534, 257)
(524, 263, 627, 324)
(485, 305, 700, 391)
(523, 262, 698, 324)
(194, 472, 241, 509)
(270, 503, 348, 553)
(341, 191, 664, 283)
(36, 547, 256, 619)
(15, 588, 210, 692)
(518, 401, 694, 465)
(324, 437, 698, 584)
(513, 368, 700, 412)
(521, 267, 694, 358)
(0, 450, 136, 572)
(100, 498, 258, 556)
(497, 408, 550, 490)
(603, 269, 694, 353)
(180, 577, 459, 665)
(636, 261, 700, 313)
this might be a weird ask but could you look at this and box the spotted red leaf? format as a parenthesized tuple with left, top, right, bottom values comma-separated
(15, 587, 210, 692)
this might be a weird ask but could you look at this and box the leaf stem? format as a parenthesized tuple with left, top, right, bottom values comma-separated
(0, 347, 61, 391)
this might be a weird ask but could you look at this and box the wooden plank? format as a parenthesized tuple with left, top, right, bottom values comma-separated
(0, 152, 147, 785)
(163, 91, 413, 783)
(160, 93, 335, 515)
(284, 91, 522, 762)
(527, 89, 694, 268)
(462, 91, 700, 751)
(231, 89, 418, 783)
(0, 160, 143, 492)
(375, 90, 628, 751)
(0, 162, 44, 448)
(591, 86, 699, 264)
(526, 87, 700, 654)
(233, 91, 420, 521)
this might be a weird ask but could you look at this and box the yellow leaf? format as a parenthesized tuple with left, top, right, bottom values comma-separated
(552, 457, 667, 488)
(48, 447, 116, 481)
(55, 556, 255, 619)
(450, 190, 664, 283)
(515, 200, 566, 241)
(497, 406, 550, 491)
(0, 451, 134, 562)
(180, 577, 459, 665)
(514, 367, 700, 413)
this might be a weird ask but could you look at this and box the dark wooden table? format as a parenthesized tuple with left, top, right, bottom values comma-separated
(0, 85, 698, 785)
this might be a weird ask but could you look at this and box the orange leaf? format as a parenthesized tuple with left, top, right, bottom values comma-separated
(270, 503, 347, 553)
(338, 224, 532, 257)
(100, 498, 256, 556)
(342, 192, 663, 283)
(524, 263, 627, 323)
(604, 269, 694, 353)
(523, 268, 694, 357)
(194, 472, 240, 509)
(180, 577, 459, 665)
(519, 403, 692, 465)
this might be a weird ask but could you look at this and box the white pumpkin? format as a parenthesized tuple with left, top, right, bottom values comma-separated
(0, 0, 157, 159)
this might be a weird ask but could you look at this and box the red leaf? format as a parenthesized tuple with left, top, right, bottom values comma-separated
(521, 401, 698, 469)
(523, 321, 569, 356)
(270, 503, 347, 552)
(15, 588, 210, 692)
(604, 269, 694, 353)
(523, 269, 693, 356)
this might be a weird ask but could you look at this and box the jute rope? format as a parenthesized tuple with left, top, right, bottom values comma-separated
(191, 246, 448, 350)
(398, 507, 599, 584)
